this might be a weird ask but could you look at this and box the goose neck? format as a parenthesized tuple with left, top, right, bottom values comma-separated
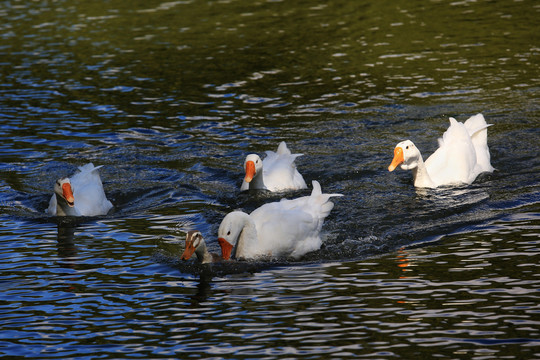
(55, 194, 78, 216)
(195, 241, 213, 264)
(412, 155, 435, 188)
(236, 213, 258, 259)
(249, 170, 267, 190)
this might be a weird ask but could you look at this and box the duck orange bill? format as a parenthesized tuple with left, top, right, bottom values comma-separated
(217, 237, 233, 260)
(388, 146, 404, 172)
(244, 160, 255, 183)
(62, 183, 75, 207)
(181, 242, 195, 261)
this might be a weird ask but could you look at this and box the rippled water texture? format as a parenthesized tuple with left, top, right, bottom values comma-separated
(1, 0, 539, 359)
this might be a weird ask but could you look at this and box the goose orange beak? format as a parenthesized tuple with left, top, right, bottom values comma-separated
(181, 242, 195, 261)
(244, 160, 256, 183)
(388, 147, 404, 172)
(218, 237, 233, 260)
(62, 183, 75, 207)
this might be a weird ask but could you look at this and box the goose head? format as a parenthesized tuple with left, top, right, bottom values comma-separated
(217, 211, 246, 260)
(54, 178, 75, 207)
(243, 154, 263, 184)
(388, 140, 421, 171)
(181, 230, 205, 261)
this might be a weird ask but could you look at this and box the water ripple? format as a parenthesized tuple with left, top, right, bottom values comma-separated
(0, 0, 539, 358)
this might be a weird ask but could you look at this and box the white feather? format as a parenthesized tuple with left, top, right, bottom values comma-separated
(47, 163, 113, 216)
(240, 141, 307, 192)
(220, 180, 341, 259)
(390, 114, 494, 188)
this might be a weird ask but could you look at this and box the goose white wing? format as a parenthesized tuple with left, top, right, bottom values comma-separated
(249, 180, 340, 258)
(71, 163, 113, 216)
(250, 201, 320, 259)
(262, 142, 307, 191)
(425, 118, 478, 186)
(464, 113, 495, 174)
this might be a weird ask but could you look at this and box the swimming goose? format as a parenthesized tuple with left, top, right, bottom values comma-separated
(388, 113, 494, 188)
(47, 163, 113, 216)
(219, 180, 341, 260)
(240, 141, 307, 192)
(181, 230, 221, 264)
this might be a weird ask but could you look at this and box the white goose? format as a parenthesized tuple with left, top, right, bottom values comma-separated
(181, 230, 221, 264)
(388, 113, 494, 188)
(218, 180, 341, 260)
(47, 163, 113, 216)
(240, 141, 307, 192)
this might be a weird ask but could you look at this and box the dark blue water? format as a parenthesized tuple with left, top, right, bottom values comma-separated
(1, 0, 539, 358)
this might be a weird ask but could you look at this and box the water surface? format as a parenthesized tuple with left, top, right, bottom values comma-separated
(0, 0, 539, 358)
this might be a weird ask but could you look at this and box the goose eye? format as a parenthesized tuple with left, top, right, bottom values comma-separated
(227, 231, 231, 236)
(406, 146, 409, 149)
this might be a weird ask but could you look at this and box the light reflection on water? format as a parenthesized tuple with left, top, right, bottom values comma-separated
(1, 212, 539, 358)
(1, 0, 539, 358)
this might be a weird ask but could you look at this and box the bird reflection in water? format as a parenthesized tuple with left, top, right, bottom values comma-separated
(56, 223, 77, 269)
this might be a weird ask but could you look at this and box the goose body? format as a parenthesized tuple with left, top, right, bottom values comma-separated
(241, 141, 307, 192)
(388, 114, 494, 188)
(219, 180, 341, 260)
(47, 163, 113, 216)
(181, 230, 221, 264)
